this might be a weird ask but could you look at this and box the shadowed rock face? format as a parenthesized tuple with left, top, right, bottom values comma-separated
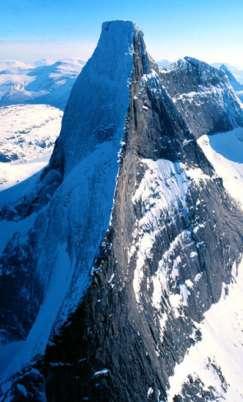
(1, 22, 243, 402)
(160, 57, 243, 138)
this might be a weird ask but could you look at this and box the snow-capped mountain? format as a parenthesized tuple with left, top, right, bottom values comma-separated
(0, 59, 84, 110)
(0, 21, 243, 402)
(157, 59, 172, 70)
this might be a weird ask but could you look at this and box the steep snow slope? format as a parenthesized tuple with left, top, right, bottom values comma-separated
(0, 104, 63, 191)
(198, 127, 243, 209)
(160, 57, 243, 137)
(0, 20, 134, 384)
(0, 59, 84, 109)
(168, 258, 243, 401)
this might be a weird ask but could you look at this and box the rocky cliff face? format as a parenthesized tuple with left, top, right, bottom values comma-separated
(160, 57, 243, 137)
(0, 21, 243, 402)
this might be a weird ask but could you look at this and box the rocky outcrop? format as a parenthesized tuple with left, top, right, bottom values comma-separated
(160, 57, 243, 137)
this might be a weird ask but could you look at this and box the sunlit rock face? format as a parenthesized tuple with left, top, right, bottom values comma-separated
(0, 21, 243, 402)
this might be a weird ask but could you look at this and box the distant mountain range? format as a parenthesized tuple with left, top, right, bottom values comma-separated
(0, 58, 242, 111)
(0, 104, 62, 191)
(0, 59, 84, 110)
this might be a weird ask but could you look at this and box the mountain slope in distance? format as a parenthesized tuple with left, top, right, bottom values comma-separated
(0, 59, 84, 110)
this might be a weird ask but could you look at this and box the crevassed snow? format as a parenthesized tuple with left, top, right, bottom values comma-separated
(167, 257, 243, 401)
(0, 104, 62, 191)
(198, 127, 243, 208)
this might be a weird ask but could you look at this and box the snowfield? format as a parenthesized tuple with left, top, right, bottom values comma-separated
(198, 127, 243, 209)
(0, 59, 84, 109)
(0, 104, 63, 191)
(166, 127, 243, 401)
(168, 257, 243, 401)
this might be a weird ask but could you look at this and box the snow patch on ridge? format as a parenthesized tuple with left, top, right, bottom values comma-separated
(167, 257, 243, 401)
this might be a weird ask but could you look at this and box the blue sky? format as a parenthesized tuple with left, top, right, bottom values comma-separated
(1, 0, 243, 66)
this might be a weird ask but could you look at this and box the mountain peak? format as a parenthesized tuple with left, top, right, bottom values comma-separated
(102, 19, 136, 30)
(47, 19, 150, 175)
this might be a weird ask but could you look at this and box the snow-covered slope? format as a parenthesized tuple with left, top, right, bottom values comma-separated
(0, 104, 63, 191)
(157, 59, 172, 70)
(0, 20, 134, 384)
(198, 127, 243, 209)
(0, 59, 84, 110)
(165, 125, 243, 401)
(168, 257, 243, 401)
